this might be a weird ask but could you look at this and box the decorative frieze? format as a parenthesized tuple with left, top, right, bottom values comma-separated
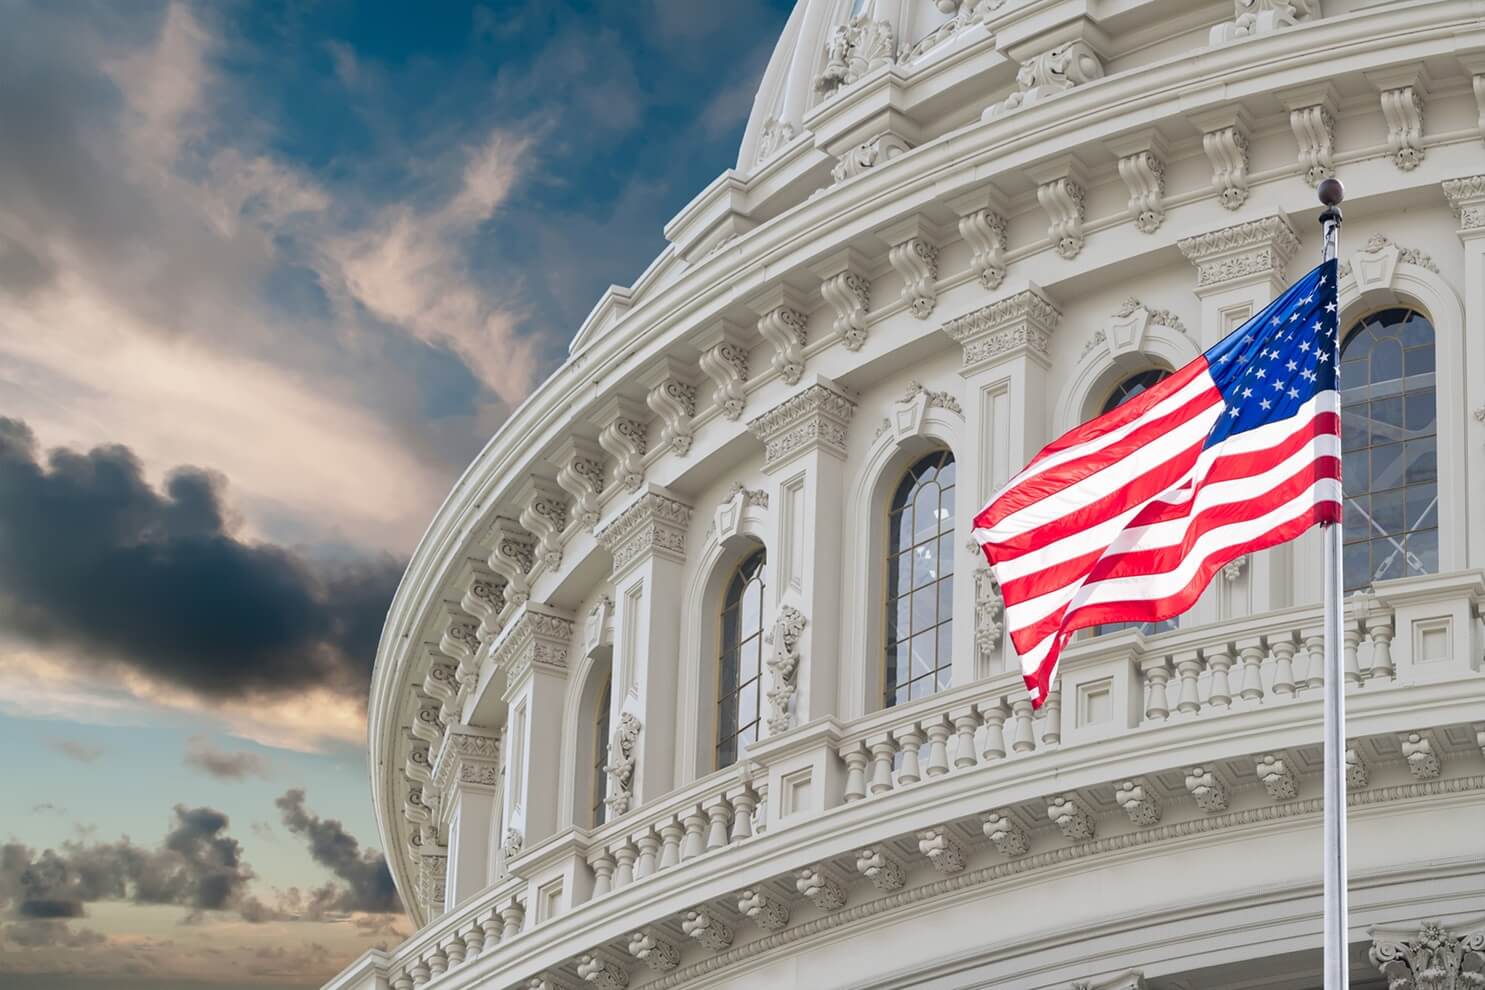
(603, 712, 641, 817)
(982, 811, 1029, 857)
(492, 602, 575, 691)
(1369, 919, 1485, 989)
(765, 606, 807, 734)
(595, 396, 650, 494)
(626, 930, 679, 973)
(1114, 780, 1162, 826)
(1256, 753, 1298, 800)
(959, 208, 1008, 288)
(855, 846, 906, 890)
(1177, 214, 1300, 291)
(432, 725, 501, 792)
(746, 378, 856, 471)
(695, 320, 751, 421)
(418, 850, 448, 920)
(1210, 0, 1317, 45)
(985, 41, 1104, 119)
(681, 908, 734, 950)
(941, 287, 1060, 374)
(1368, 68, 1428, 172)
(1192, 107, 1252, 211)
(737, 886, 789, 930)
(642, 358, 699, 457)
(1047, 795, 1096, 840)
(597, 489, 693, 576)
(831, 132, 913, 185)
(554, 437, 606, 533)
(518, 478, 570, 572)
(486, 517, 537, 613)
(815, 16, 897, 99)
(1186, 766, 1229, 812)
(817, 260, 872, 351)
(917, 827, 967, 874)
(1443, 175, 1485, 233)
(796, 865, 847, 910)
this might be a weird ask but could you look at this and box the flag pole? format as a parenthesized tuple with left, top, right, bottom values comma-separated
(1317, 176, 1348, 990)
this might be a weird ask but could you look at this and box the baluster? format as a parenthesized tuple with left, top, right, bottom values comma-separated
(867, 734, 896, 795)
(1039, 685, 1062, 746)
(951, 707, 980, 768)
(1343, 622, 1363, 686)
(658, 820, 684, 869)
(979, 701, 1008, 760)
(842, 743, 869, 802)
(1302, 626, 1325, 692)
(1206, 645, 1233, 709)
(478, 909, 502, 951)
(443, 931, 466, 968)
(427, 949, 448, 978)
(681, 808, 708, 859)
(923, 717, 952, 776)
(461, 923, 485, 962)
(753, 778, 768, 834)
(1010, 699, 1036, 753)
(499, 899, 525, 940)
(392, 971, 414, 990)
(730, 787, 757, 841)
(704, 796, 732, 850)
(894, 726, 923, 784)
(613, 841, 637, 888)
(1367, 616, 1395, 681)
(1271, 634, 1297, 696)
(1140, 657, 1171, 721)
(634, 830, 660, 879)
(1236, 637, 1265, 703)
(588, 850, 616, 898)
(409, 960, 430, 987)
(1173, 650, 1202, 715)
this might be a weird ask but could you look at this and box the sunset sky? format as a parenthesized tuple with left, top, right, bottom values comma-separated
(0, 1, 791, 985)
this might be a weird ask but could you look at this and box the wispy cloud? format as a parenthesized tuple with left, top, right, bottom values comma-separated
(44, 739, 103, 764)
(183, 736, 271, 781)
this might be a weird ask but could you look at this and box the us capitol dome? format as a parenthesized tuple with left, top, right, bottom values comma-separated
(323, 2, 1485, 988)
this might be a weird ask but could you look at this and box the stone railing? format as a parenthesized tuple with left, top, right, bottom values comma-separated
(347, 571, 1485, 990)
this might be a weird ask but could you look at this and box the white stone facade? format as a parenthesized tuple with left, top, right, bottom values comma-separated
(325, 2, 1485, 989)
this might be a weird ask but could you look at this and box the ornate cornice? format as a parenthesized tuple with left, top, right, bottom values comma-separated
(492, 602, 576, 695)
(1177, 214, 1300, 292)
(596, 488, 693, 577)
(746, 378, 856, 472)
(940, 288, 1060, 375)
(432, 725, 502, 792)
(1443, 174, 1485, 235)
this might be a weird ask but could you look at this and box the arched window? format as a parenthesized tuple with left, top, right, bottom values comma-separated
(1094, 369, 1176, 637)
(1340, 308, 1437, 590)
(885, 450, 956, 707)
(717, 548, 766, 769)
(591, 674, 611, 828)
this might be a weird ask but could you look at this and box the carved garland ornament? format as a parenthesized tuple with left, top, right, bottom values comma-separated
(603, 712, 642, 816)
(764, 606, 807, 733)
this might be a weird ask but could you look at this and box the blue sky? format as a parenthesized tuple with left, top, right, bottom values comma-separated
(0, 1, 792, 985)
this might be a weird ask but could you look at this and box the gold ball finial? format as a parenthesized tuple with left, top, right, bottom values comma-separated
(1318, 177, 1345, 207)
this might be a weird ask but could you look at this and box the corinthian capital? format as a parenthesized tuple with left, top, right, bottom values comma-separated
(940, 286, 1060, 375)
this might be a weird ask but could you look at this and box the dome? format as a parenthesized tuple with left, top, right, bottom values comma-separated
(737, 1, 999, 173)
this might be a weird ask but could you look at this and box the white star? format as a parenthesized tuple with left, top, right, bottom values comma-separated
(1319, 276, 1328, 286)
(1256, 368, 1267, 379)
(1270, 317, 1281, 327)
(1242, 387, 1253, 398)
(1301, 294, 1314, 305)
(1217, 353, 1230, 364)
(1299, 341, 1312, 353)
(1228, 407, 1240, 418)
(1325, 301, 1337, 313)
(1302, 369, 1316, 381)
(1260, 399, 1272, 410)
(1272, 379, 1284, 390)
(1288, 387, 1300, 398)
(1318, 351, 1330, 363)
(1290, 312, 1300, 322)
(1313, 321, 1323, 332)
(1243, 334, 1255, 343)
(1287, 360, 1298, 371)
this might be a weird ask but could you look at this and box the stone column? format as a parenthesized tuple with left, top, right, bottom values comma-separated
(493, 602, 575, 853)
(432, 724, 501, 909)
(746, 376, 855, 724)
(1178, 214, 1303, 618)
(597, 486, 693, 804)
(940, 287, 1060, 685)
(1444, 176, 1485, 571)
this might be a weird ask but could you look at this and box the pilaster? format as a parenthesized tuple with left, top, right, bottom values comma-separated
(746, 376, 856, 729)
(432, 725, 502, 909)
(1443, 175, 1485, 570)
(596, 487, 694, 803)
(940, 287, 1060, 685)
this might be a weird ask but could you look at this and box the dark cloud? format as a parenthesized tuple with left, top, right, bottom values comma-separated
(43, 738, 103, 763)
(0, 805, 259, 924)
(0, 419, 403, 702)
(275, 790, 400, 915)
(183, 736, 271, 781)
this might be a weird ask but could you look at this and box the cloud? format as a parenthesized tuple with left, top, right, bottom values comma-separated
(275, 790, 400, 916)
(44, 738, 104, 764)
(0, 419, 402, 705)
(183, 736, 271, 780)
(29, 804, 66, 816)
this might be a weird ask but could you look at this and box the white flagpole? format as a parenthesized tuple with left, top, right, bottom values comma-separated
(1317, 176, 1348, 990)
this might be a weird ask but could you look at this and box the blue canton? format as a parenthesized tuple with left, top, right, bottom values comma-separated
(1202, 259, 1340, 448)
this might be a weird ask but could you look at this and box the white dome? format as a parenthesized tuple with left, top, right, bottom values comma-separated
(737, 0, 999, 172)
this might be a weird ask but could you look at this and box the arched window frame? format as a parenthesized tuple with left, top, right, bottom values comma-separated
(883, 449, 957, 708)
(715, 548, 767, 769)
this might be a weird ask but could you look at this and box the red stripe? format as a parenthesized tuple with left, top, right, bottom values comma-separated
(1008, 460, 1339, 648)
(1015, 498, 1341, 701)
(976, 380, 1220, 530)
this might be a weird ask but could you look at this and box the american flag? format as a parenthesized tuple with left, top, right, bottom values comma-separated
(973, 259, 1342, 707)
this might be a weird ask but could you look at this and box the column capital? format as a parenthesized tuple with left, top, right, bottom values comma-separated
(597, 485, 693, 578)
(940, 286, 1060, 376)
(1443, 174, 1485, 240)
(745, 375, 856, 472)
(432, 724, 502, 793)
(492, 602, 576, 699)
(1177, 213, 1300, 295)
(1369, 917, 1485, 988)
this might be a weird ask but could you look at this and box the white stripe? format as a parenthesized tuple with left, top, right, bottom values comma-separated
(995, 369, 1219, 495)
(979, 398, 1223, 542)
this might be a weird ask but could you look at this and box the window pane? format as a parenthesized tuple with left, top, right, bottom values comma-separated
(1404, 389, 1435, 433)
(912, 586, 937, 631)
(1405, 487, 1438, 531)
(884, 450, 956, 707)
(737, 682, 757, 731)
(892, 639, 912, 686)
(740, 578, 762, 637)
(1343, 541, 1369, 586)
(1372, 542, 1404, 582)
(1370, 443, 1403, 490)
(913, 543, 938, 589)
(938, 532, 955, 578)
(911, 630, 935, 680)
(1408, 529, 1439, 575)
(937, 622, 953, 672)
(1370, 488, 1405, 535)
(913, 485, 940, 542)
(937, 574, 954, 622)
(1404, 437, 1436, 485)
